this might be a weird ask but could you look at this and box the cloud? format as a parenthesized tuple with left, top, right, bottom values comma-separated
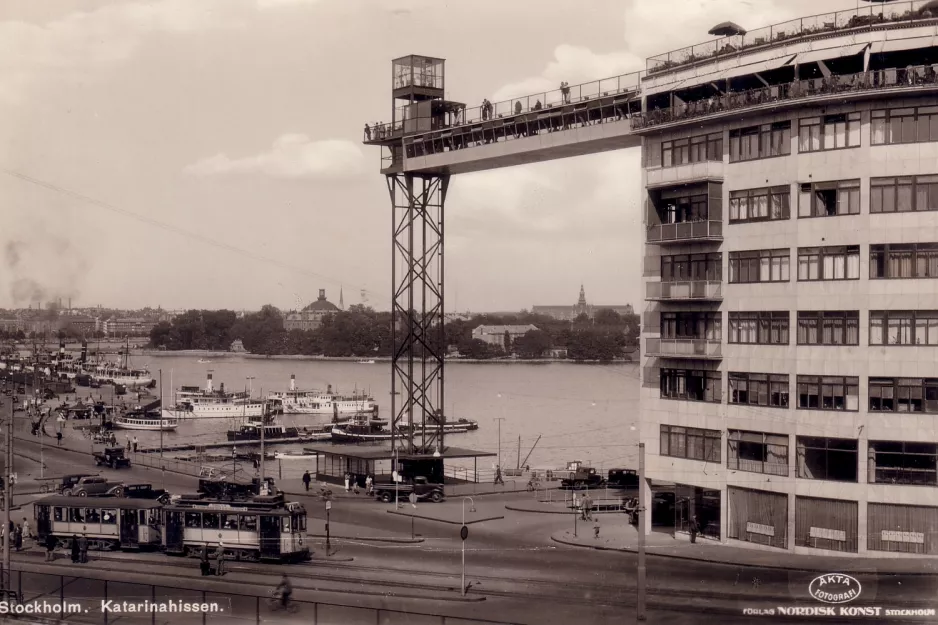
(184, 134, 364, 179)
(0, 0, 245, 106)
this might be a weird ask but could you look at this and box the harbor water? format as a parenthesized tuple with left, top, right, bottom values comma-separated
(105, 355, 640, 481)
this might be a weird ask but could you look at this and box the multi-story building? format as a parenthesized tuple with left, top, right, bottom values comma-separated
(533, 285, 634, 320)
(283, 289, 340, 332)
(103, 317, 156, 337)
(471, 324, 538, 349)
(637, 6, 938, 558)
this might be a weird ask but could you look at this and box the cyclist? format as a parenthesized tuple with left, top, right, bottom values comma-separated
(275, 573, 292, 609)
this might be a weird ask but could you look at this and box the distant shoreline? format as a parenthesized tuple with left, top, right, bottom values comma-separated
(132, 350, 635, 365)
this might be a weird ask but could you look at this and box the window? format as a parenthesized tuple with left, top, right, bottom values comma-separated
(660, 253, 721, 282)
(240, 515, 258, 531)
(101, 509, 117, 525)
(53, 507, 63, 522)
(797, 312, 859, 346)
(870, 243, 938, 279)
(221, 514, 239, 530)
(798, 113, 861, 152)
(728, 249, 790, 283)
(69, 508, 84, 523)
(869, 378, 938, 413)
(660, 312, 721, 340)
(660, 132, 723, 167)
(728, 430, 789, 476)
(796, 375, 859, 411)
(797, 246, 860, 281)
(185, 512, 202, 528)
(660, 425, 721, 463)
(870, 176, 938, 213)
(728, 311, 789, 345)
(85, 509, 100, 523)
(870, 311, 938, 345)
(797, 437, 858, 482)
(869, 441, 938, 486)
(660, 368, 722, 403)
(729, 372, 789, 408)
(729, 121, 791, 162)
(871, 106, 938, 145)
(729, 186, 790, 223)
(798, 180, 861, 217)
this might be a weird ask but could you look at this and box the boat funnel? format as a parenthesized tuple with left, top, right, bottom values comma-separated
(290, 374, 296, 391)
(206, 372, 213, 393)
(327, 384, 332, 394)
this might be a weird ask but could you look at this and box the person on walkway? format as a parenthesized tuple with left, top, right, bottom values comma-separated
(344, 473, 350, 492)
(302, 471, 311, 492)
(690, 515, 700, 544)
(363, 123, 371, 141)
(494, 466, 504, 485)
(71, 535, 80, 563)
(21, 517, 30, 540)
(200, 544, 210, 576)
(275, 573, 293, 609)
(45, 533, 57, 562)
(132, 436, 138, 452)
(126, 437, 131, 452)
(78, 533, 88, 563)
(365, 474, 373, 496)
(572, 491, 579, 514)
(13, 524, 22, 552)
(593, 517, 601, 540)
(215, 542, 225, 576)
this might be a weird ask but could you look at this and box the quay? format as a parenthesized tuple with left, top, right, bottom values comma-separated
(136, 435, 324, 454)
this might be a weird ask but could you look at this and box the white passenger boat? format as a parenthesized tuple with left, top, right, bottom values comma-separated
(113, 414, 178, 431)
(268, 375, 379, 417)
(165, 372, 265, 419)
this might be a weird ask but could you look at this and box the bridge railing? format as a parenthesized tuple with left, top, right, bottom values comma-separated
(647, 0, 938, 75)
(365, 71, 642, 142)
(14, 570, 523, 625)
(632, 64, 938, 131)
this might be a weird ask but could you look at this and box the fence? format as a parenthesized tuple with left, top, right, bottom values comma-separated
(11, 570, 522, 625)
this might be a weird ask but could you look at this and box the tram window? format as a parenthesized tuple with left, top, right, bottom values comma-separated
(202, 513, 220, 529)
(85, 509, 101, 523)
(69, 509, 84, 523)
(239, 515, 257, 531)
(282, 517, 291, 531)
(101, 510, 116, 525)
(185, 512, 202, 528)
(221, 515, 238, 530)
(139, 510, 147, 524)
(148, 510, 160, 525)
(53, 507, 63, 522)
(298, 515, 306, 532)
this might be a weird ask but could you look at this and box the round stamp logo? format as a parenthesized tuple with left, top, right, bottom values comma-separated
(809, 573, 862, 604)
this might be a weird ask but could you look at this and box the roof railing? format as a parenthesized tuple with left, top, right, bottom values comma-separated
(647, 0, 938, 75)
(364, 71, 642, 142)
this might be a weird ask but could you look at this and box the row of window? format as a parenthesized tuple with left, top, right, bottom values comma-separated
(667, 310, 938, 347)
(661, 370, 938, 414)
(662, 427, 938, 488)
(649, 105, 938, 170)
(663, 244, 938, 282)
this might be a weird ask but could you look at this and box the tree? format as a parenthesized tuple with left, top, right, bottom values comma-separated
(514, 329, 553, 358)
(503, 330, 512, 353)
(593, 308, 623, 326)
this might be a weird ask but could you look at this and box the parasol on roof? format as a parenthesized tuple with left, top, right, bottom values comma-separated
(708, 21, 747, 36)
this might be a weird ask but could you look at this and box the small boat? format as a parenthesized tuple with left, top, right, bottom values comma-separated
(113, 415, 178, 431)
(197, 359, 212, 364)
(399, 417, 478, 434)
(331, 422, 393, 443)
(275, 450, 320, 460)
(357, 359, 376, 364)
(227, 421, 300, 442)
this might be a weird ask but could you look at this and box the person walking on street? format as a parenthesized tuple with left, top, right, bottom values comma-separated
(79, 534, 88, 563)
(13, 524, 22, 552)
(365, 474, 373, 496)
(45, 533, 57, 562)
(302, 471, 311, 492)
(200, 544, 210, 576)
(132, 436, 138, 452)
(593, 516, 601, 540)
(215, 542, 225, 576)
(344, 473, 350, 492)
(275, 573, 293, 609)
(71, 535, 80, 563)
(690, 515, 700, 544)
(494, 465, 504, 485)
(21, 517, 30, 540)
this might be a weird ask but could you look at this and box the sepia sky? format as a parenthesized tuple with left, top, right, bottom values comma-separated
(1, 0, 840, 312)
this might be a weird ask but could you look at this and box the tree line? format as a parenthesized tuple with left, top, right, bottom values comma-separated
(148, 305, 639, 362)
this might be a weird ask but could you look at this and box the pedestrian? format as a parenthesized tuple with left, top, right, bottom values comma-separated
(45, 532, 57, 562)
(200, 544, 210, 576)
(302, 471, 311, 492)
(215, 542, 225, 576)
(572, 491, 579, 513)
(132, 436, 138, 452)
(344, 473, 350, 492)
(494, 465, 504, 485)
(70, 535, 80, 563)
(13, 524, 22, 552)
(363, 123, 371, 141)
(126, 437, 131, 452)
(690, 515, 700, 544)
(21, 517, 30, 540)
(593, 517, 601, 540)
(79, 533, 88, 563)
(365, 474, 373, 496)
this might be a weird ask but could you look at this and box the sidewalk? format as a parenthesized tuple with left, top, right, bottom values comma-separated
(550, 520, 938, 575)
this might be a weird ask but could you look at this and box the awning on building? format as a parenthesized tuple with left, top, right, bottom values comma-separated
(793, 43, 869, 65)
(870, 36, 938, 55)
(659, 54, 796, 96)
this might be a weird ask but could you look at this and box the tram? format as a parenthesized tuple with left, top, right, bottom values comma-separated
(34, 496, 163, 550)
(162, 493, 310, 563)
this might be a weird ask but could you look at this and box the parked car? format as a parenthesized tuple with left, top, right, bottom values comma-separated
(372, 476, 444, 503)
(123, 483, 170, 504)
(40, 474, 96, 495)
(93, 447, 131, 469)
(65, 476, 124, 497)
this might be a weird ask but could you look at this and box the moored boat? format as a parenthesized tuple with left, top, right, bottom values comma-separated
(268, 375, 379, 417)
(227, 421, 300, 442)
(330, 422, 393, 443)
(113, 414, 178, 431)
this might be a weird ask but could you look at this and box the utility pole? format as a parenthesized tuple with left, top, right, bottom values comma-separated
(493, 417, 505, 469)
(259, 398, 266, 493)
(159, 369, 164, 489)
(637, 442, 647, 621)
(3, 386, 11, 591)
(516, 435, 521, 471)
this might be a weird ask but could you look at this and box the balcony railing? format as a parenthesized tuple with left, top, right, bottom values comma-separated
(872, 466, 938, 486)
(646, 280, 722, 301)
(633, 65, 938, 132)
(646, 160, 724, 187)
(645, 337, 722, 359)
(647, 0, 938, 75)
(646, 220, 722, 244)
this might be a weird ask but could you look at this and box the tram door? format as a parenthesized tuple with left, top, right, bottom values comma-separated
(259, 515, 281, 560)
(36, 505, 52, 537)
(120, 508, 138, 548)
(164, 511, 184, 553)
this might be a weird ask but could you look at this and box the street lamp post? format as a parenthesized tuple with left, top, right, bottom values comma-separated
(461, 497, 475, 596)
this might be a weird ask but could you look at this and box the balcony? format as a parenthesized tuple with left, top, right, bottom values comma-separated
(645, 338, 723, 359)
(646, 280, 722, 302)
(646, 220, 722, 245)
(646, 161, 724, 188)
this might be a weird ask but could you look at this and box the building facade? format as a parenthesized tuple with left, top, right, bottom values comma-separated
(283, 289, 340, 332)
(533, 285, 634, 320)
(104, 317, 157, 337)
(638, 13, 938, 558)
(471, 324, 538, 349)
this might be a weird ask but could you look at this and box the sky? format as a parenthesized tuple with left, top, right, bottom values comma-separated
(0, 0, 843, 313)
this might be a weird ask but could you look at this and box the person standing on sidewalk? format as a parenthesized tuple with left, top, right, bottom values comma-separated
(45, 533, 57, 562)
(690, 515, 700, 544)
(132, 436, 138, 452)
(78, 533, 89, 563)
(215, 542, 225, 576)
(70, 535, 80, 563)
(21, 517, 30, 541)
(302, 471, 311, 492)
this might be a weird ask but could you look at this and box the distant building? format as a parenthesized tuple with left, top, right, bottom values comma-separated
(472, 324, 538, 349)
(0, 319, 19, 333)
(533, 285, 634, 321)
(230, 339, 247, 353)
(63, 315, 98, 335)
(283, 289, 340, 332)
(103, 317, 156, 337)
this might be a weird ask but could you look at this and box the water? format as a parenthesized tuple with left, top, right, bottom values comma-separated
(120, 354, 640, 477)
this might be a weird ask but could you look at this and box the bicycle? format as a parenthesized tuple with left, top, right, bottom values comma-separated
(267, 589, 298, 614)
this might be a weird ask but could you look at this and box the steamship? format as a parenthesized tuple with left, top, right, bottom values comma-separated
(268, 374, 379, 418)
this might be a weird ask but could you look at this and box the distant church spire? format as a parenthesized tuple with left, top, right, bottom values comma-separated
(577, 284, 587, 307)
(339, 286, 344, 310)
